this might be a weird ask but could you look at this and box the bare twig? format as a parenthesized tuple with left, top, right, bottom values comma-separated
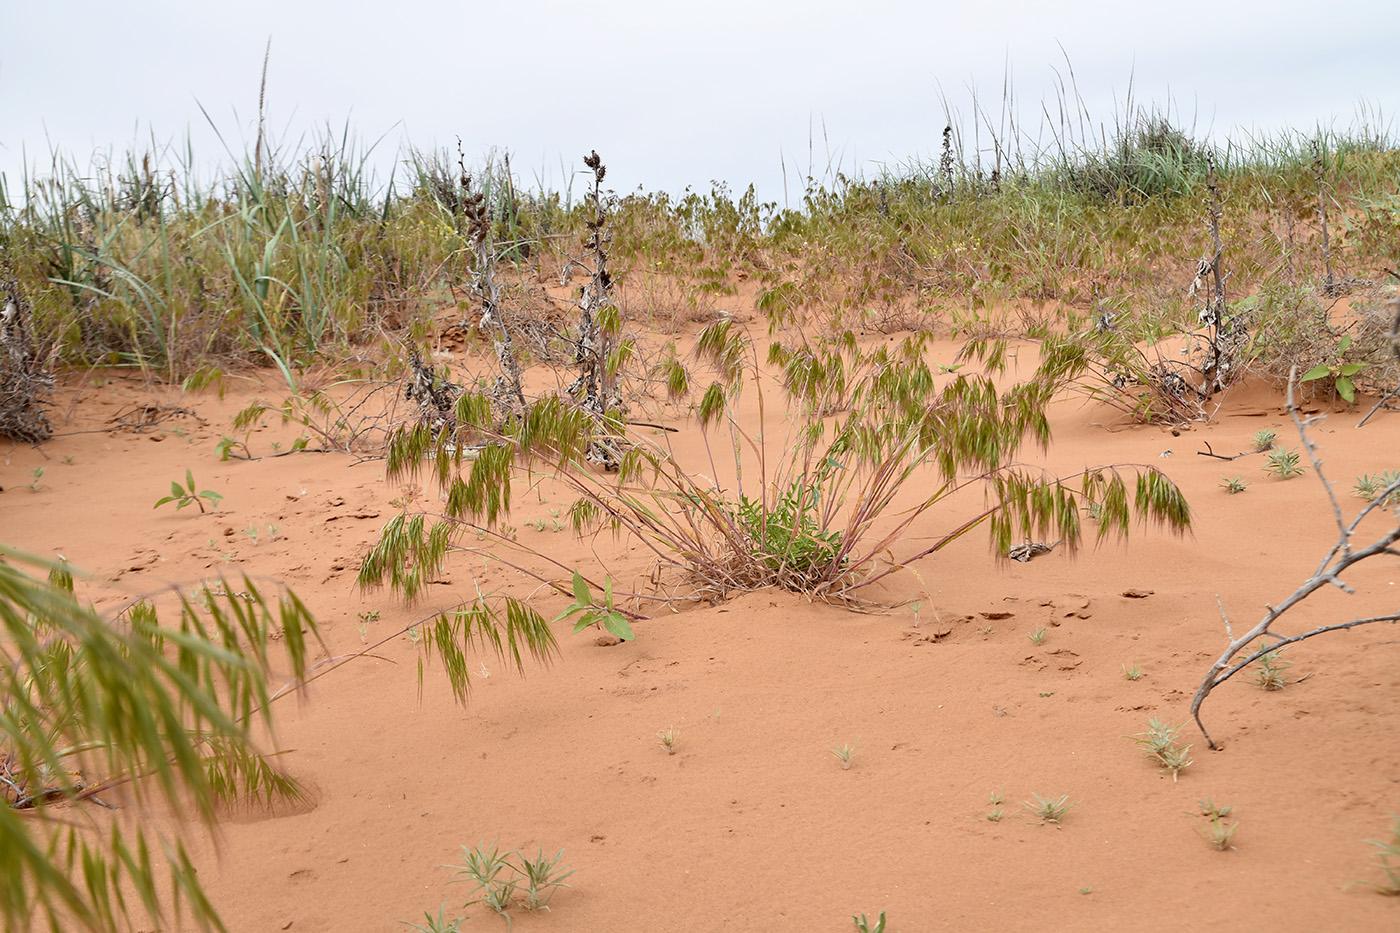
(1190, 368, 1400, 748)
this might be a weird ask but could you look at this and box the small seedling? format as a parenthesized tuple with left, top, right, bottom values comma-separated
(1122, 662, 1144, 681)
(1130, 718, 1193, 781)
(1353, 470, 1400, 507)
(910, 599, 922, 627)
(1349, 815, 1400, 895)
(24, 466, 44, 491)
(515, 847, 575, 911)
(657, 726, 679, 755)
(1197, 797, 1233, 820)
(389, 483, 424, 510)
(1301, 334, 1368, 403)
(1201, 815, 1239, 851)
(155, 469, 223, 513)
(852, 911, 887, 933)
(527, 518, 547, 532)
(265, 524, 279, 542)
(62, 455, 74, 465)
(1251, 428, 1277, 451)
(831, 743, 858, 770)
(358, 610, 380, 624)
(983, 790, 1005, 822)
(977, 625, 994, 636)
(402, 905, 464, 933)
(243, 522, 260, 544)
(1219, 475, 1249, 494)
(1027, 626, 1047, 645)
(1249, 637, 1292, 690)
(1079, 887, 1093, 895)
(1023, 793, 1076, 824)
(552, 571, 635, 642)
(450, 840, 517, 919)
(1264, 446, 1304, 480)
(1038, 691, 1054, 698)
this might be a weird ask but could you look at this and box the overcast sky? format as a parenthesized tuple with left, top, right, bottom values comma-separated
(3, 0, 1396, 206)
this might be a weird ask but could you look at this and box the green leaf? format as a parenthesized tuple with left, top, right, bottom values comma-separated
(171, 480, 185, 498)
(603, 611, 635, 642)
(200, 491, 223, 505)
(1300, 365, 1332, 382)
(1338, 335, 1353, 353)
(1336, 377, 1356, 403)
(1337, 362, 1366, 377)
(184, 468, 196, 492)
(571, 570, 591, 607)
(571, 615, 595, 634)
(154, 496, 176, 509)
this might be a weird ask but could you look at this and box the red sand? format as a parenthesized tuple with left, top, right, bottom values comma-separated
(3, 338, 1399, 932)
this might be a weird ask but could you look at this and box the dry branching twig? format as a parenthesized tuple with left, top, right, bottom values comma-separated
(1190, 366, 1400, 748)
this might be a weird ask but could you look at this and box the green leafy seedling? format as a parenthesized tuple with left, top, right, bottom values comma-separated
(1301, 334, 1368, 403)
(155, 469, 223, 513)
(553, 570, 635, 642)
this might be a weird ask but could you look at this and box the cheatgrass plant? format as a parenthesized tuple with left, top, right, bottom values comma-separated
(983, 789, 1006, 822)
(361, 319, 1191, 628)
(0, 544, 322, 932)
(1130, 718, 1193, 780)
(657, 726, 679, 755)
